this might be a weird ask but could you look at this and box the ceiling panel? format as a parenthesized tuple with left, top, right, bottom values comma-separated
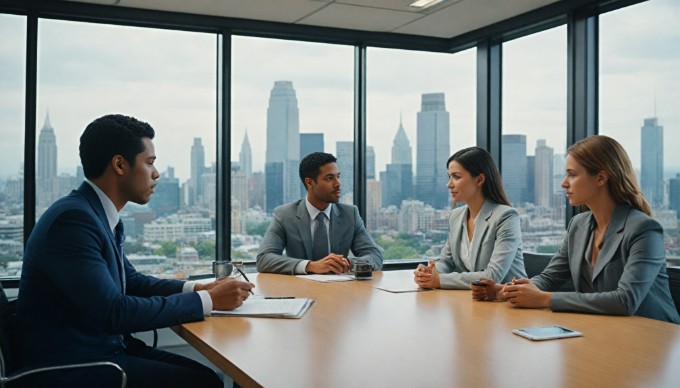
(299, 2, 422, 32)
(394, 0, 563, 37)
(64, 0, 563, 39)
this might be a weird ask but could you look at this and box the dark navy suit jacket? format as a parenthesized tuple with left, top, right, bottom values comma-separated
(16, 182, 204, 368)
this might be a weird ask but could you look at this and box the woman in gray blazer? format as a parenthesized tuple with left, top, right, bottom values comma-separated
(472, 135, 680, 324)
(413, 147, 526, 289)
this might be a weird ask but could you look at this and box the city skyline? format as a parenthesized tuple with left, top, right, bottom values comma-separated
(1, 1, 679, 183)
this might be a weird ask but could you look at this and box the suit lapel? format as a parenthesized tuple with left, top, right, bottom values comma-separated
(296, 200, 314, 260)
(469, 200, 493, 270)
(448, 207, 465, 269)
(77, 182, 125, 290)
(570, 213, 591, 291)
(592, 204, 628, 280)
(329, 205, 342, 254)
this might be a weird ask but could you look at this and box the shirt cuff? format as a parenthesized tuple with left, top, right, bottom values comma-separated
(197, 290, 213, 316)
(183, 281, 213, 316)
(183, 281, 197, 293)
(295, 260, 310, 274)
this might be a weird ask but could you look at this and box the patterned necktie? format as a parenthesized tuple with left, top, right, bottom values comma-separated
(114, 220, 126, 292)
(312, 212, 329, 260)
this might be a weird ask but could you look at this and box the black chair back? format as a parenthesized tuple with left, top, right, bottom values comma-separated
(523, 252, 574, 292)
(0, 282, 17, 377)
(668, 267, 680, 315)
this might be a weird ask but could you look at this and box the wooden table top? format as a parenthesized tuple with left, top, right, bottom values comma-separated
(173, 270, 680, 388)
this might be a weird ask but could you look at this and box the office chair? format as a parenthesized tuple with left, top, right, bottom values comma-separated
(667, 267, 680, 315)
(0, 282, 127, 388)
(522, 252, 574, 292)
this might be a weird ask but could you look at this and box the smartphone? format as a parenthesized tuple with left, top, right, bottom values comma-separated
(512, 325, 583, 341)
(470, 280, 486, 286)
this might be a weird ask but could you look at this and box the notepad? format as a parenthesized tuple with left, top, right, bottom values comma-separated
(211, 297, 314, 319)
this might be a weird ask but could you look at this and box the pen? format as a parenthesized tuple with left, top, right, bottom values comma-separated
(265, 296, 296, 299)
(235, 266, 255, 295)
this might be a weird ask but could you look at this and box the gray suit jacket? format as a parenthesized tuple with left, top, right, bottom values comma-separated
(256, 199, 383, 274)
(434, 199, 526, 289)
(533, 204, 680, 323)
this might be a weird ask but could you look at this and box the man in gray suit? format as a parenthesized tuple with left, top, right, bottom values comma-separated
(256, 152, 383, 275)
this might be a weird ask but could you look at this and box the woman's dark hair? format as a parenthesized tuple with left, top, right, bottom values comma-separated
(79, 114, 155, 179)
(446, 147, 511, 206)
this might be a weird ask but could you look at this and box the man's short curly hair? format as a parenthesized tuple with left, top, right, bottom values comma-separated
(299, 152, 337, 184)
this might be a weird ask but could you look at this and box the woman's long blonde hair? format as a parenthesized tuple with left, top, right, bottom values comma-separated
(567, 135, 652, 216)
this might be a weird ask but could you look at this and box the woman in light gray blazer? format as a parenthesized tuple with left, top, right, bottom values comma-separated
(472, 135, 680, 324)
(413, 147, 526, 289)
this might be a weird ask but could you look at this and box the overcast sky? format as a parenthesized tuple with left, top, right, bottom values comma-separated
(0, 0, 678, 183)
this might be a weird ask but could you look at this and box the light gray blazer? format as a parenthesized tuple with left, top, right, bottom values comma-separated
(533, 204, 680, 324)
(434, 199, 526, 289)
(256, 199, 383, 274)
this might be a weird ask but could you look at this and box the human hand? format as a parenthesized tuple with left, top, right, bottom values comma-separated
(470, 278, 504, 301)
(306, 253, 350, 274)
(413, 260, 440, 289)
(206, 278, 255, 311)
(503, 278, 551, 308)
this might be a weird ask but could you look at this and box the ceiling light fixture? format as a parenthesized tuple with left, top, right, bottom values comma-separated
(409, 0, 445, 9)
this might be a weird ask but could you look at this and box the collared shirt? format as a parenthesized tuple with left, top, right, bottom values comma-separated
(294, 197, 333, 274)
(84, 180, 212, 315)
(458, 208, 479, 272)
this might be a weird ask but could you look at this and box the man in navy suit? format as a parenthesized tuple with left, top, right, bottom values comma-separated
(16, 114, 254, 387)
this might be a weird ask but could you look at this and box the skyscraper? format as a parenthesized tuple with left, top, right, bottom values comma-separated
(416, 93, 450, 209)
(239, 131, 252, 181)
(336, 141, 353, 202)
(37, 111, 58, 209)
(641, 117, 664, 206)
(501, 134, 528, 206)
(366, 146, 376, 180)
(534, 139, 554, 208)
(300, 133, 324, 159)
(381, 117, 413, 208)
(670, 174, 680, 219)
(190, 137, 205, 206)
(152, 167, 180, 217)
(266, 80, 300, 209)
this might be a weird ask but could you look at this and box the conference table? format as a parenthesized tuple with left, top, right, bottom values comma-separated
(172, 270, 680, 387)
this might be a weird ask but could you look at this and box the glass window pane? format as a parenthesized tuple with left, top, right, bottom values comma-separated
(367, 47, 476, 262)
(37, 20, 216, 277)
(231, 36, 354, 263)
(0, 14, 26, 276)
(600, 0, 680, 265)
(502, 25, 567, 254)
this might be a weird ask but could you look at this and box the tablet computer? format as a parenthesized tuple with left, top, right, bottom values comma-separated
(512, 325, 583, 341)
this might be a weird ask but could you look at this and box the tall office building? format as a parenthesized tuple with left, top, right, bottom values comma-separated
(265, 162, 284, 213)
(416, 93, 450, 209)
(534, 139, 554, 208)
(37, 111, 58, 209)
(670, 174, 680, 219)
(231, 165, 248, 212)
(266, 80, 300, 209)
(300, 133, 324, 159)
(152, 167, 180, 217)
(641, 117, 664, 206)
(190, 137, 205, 206)
(336, 141, 353, 201)
(381, 118, 414, 208)
(366, 146, 376, 180)
(239, 131, 252, 181)
(526, 155, 535, 204)
(501, 134, 528, 206)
